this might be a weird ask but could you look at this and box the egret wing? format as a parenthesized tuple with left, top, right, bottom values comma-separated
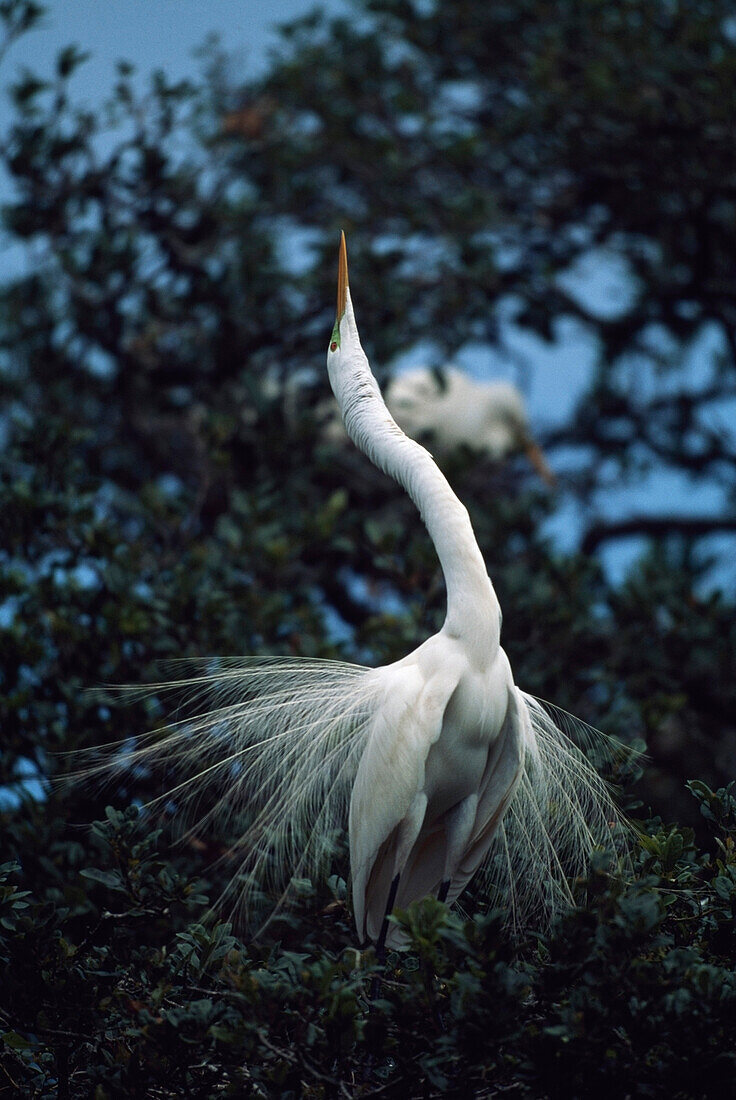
(443, 684, 526, 906)
(350, 661, 462, 943)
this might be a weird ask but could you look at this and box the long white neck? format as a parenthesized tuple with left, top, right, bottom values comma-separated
(328, 293, 501, 659)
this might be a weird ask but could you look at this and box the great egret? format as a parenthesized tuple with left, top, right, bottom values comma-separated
(385, 368, 555, 485)
(83, 234, 626, 946)
(326, 234, 619, 945)
(320, 367, 554, 484)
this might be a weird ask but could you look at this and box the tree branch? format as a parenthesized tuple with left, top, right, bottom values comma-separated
(582, 514, 736, 554)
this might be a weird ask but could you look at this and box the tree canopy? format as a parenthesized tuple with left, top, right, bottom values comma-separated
(1, 0, 735, 1094)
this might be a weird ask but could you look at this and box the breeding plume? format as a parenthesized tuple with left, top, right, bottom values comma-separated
(85, 234, 626, 946)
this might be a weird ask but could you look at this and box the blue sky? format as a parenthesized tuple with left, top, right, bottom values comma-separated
(1, 1, 344, 101)
(0, 2, 344, 214)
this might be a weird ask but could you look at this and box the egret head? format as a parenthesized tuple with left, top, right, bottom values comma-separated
(327, 231, 356, 360)
(327, 232, 376, 406)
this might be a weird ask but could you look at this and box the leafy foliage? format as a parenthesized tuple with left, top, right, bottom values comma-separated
(1, 0, 734, 1094)
(2, 792, 735, 1096)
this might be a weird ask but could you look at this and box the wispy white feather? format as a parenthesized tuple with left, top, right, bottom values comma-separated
(75, 661, 631, 936)
(479, 694, 632, 933)
(74, 657, 379, 926)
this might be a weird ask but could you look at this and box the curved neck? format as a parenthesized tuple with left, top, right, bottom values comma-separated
(329, 310, 501, 659)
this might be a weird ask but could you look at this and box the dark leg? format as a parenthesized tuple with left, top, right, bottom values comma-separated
(432, 879, 452, 1032)
(365, 873, 402, 1083)
(369, 873, 400, 1001)
(376, 873, 401, 955)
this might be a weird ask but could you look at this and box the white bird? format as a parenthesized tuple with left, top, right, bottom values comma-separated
(385, 368, 555, 485)
(265, 352, 554, 483)
(326, 234, 616, 944)
(84, 234, 626, 946)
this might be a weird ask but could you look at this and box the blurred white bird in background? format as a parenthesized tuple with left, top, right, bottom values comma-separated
(320, 366, 555, 485)
(262, 349, 555, 484)
(85, 234, 626, 947)
(384, 367, 555, 485)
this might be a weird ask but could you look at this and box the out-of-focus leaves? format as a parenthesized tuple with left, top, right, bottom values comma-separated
(0, 3, 735, 1095)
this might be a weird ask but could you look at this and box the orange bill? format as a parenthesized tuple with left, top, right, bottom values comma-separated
(525, 440, 556, 487)
(337, 230, 348, 320)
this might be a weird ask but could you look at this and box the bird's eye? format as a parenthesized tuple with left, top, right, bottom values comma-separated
(330, 341, 337, 352)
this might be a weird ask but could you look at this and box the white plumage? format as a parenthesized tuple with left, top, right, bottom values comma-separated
(325, 234, 619, 944)
(82, 233, 625, 946)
